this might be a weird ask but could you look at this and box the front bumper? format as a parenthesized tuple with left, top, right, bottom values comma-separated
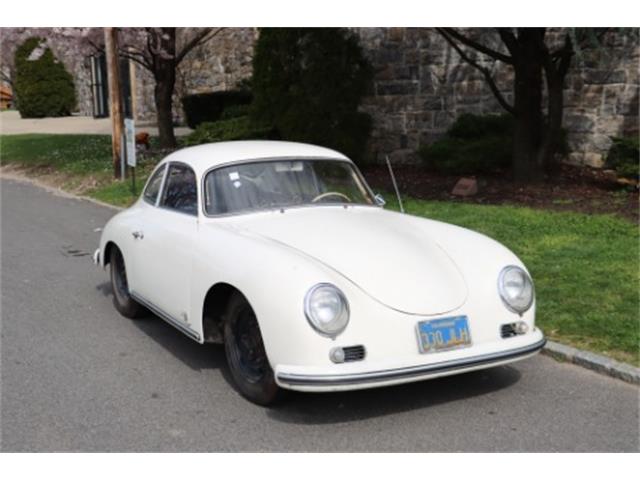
(93, 248, 101, 266)
(276, 336, 546, 392)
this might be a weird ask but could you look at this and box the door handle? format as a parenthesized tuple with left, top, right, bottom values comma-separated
(132, 231, 144, 240)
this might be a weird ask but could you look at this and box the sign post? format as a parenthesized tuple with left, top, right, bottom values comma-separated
(125, 118, 137, 195)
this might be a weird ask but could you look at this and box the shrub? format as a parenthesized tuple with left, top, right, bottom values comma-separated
(420, 136, 513, 174)
(419, 114, 514, 174)
(181, 90, 253, 129)
(183, 116, 277, 146)
(251, 28, 373, 165)
(14, 37, 76, 118)
(605, 136, 639, 180)
(219, 103, 251, 120)
(447, 113, 514, 139)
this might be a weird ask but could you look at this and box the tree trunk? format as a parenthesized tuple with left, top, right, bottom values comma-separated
(153, 28, 178, 149)
(538, 77, 565, 171)
(512, 29, 545, 181)
(539, 35, 573, 172)
(154, 72, 177, 148)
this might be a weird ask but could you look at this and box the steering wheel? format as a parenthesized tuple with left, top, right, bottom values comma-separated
(311, 191, 352, 203)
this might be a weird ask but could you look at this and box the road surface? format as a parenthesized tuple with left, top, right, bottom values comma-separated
(1, 177, 638, 452)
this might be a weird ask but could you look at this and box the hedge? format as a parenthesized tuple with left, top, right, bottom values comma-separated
(181, 90, 253, 129)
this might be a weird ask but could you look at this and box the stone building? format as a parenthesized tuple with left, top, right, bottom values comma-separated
(6, 27, 639, 167)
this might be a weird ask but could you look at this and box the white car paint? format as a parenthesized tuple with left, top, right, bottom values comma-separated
(96, 140, 545, 392)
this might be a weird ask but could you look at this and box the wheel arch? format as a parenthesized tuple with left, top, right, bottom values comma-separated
(201, 282, 248, 344)
(103, 240, 118, 266)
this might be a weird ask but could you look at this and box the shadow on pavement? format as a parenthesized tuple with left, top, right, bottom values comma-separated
(96, 281, 523, 424)
(267, 366, 521, 425)
(96, 281, 228, 372)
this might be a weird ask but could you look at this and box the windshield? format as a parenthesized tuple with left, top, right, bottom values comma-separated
(204, 159, 374, 215)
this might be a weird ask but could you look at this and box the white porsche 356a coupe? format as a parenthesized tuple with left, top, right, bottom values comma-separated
(94, 141, 545, 405)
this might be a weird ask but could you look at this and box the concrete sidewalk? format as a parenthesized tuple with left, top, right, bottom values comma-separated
(0, 110, 192, 136)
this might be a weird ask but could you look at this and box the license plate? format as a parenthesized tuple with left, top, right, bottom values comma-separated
(416, 315, 472, 353)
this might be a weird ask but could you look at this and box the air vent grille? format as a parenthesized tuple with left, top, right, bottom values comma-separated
(343, 345, 366, 362)
(501, 324, 517, 338)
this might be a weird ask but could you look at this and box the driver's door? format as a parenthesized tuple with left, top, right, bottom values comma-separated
(131, 162, 199, 328)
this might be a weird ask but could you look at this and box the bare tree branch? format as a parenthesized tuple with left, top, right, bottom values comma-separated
(437, 28, 516, 115)
(497, 28, 519, 58)
(438, 28, 513, 64)
(119, 50, 153, 71)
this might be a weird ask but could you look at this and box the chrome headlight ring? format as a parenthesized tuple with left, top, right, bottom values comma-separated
(304, 283, 350, 338)
(498, 265, 535, 315)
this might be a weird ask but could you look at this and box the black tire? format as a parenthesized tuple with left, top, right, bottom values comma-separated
(109, 246, 147, 319)
(224, 292, 283, 405)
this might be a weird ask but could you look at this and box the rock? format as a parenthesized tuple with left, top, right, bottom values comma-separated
(452, 177, 478, 197)
(602, 169, 618, 183)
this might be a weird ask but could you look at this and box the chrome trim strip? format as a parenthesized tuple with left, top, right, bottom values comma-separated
(277, 338, 546, 387)
(130, 292, 200, 342)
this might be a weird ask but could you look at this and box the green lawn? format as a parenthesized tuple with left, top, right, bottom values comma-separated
(0, 134, 114, 175)
(0, 134, 157, 205)
(1, 134, 638, 364)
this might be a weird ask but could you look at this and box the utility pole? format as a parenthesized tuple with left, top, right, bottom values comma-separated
(104, 27, 124, 179)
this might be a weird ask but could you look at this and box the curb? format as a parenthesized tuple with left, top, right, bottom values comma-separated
(542, 341, 640, 385)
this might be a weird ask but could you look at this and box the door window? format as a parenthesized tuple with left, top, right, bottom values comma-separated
(160, 163, 198, 216)
(143, 164, 166, 205)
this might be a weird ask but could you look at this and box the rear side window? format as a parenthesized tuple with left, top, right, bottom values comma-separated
(160, 163, 198, 216)
(143, 164, 166, 205)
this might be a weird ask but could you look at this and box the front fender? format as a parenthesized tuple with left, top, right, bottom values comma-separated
(190, 223, 374, 366)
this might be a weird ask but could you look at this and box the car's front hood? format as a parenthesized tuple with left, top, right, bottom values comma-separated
(234, 206, 468, 315)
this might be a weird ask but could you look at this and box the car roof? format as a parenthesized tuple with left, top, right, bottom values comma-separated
(158, 140, 351, 177)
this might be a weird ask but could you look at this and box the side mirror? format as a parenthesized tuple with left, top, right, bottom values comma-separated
(374, 193, 386, 207)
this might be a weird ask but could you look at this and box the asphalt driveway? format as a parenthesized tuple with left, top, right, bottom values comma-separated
(1, 177, 638, 452)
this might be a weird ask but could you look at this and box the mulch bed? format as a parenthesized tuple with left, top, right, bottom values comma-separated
(361, 164, 639, 222)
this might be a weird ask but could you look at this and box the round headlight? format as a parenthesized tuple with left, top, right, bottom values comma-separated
(498, 266, 534, 314)
(304, 283, 350, 337)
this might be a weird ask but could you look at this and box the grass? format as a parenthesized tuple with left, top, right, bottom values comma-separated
(0, 134, 158, 206)
(1, 134, 638, 365)
(0, 134, 114, 175)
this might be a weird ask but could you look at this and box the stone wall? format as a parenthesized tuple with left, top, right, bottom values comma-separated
(353, 28, 639, 166)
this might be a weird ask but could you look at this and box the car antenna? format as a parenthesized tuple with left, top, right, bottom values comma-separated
(386, 155, 404, 213)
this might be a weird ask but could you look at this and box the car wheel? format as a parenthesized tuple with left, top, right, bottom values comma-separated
(224, 292, 283, 405)
(109, 246, 146, 319)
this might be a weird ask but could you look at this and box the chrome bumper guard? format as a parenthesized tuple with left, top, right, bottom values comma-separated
(277, 337, 546, 387)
